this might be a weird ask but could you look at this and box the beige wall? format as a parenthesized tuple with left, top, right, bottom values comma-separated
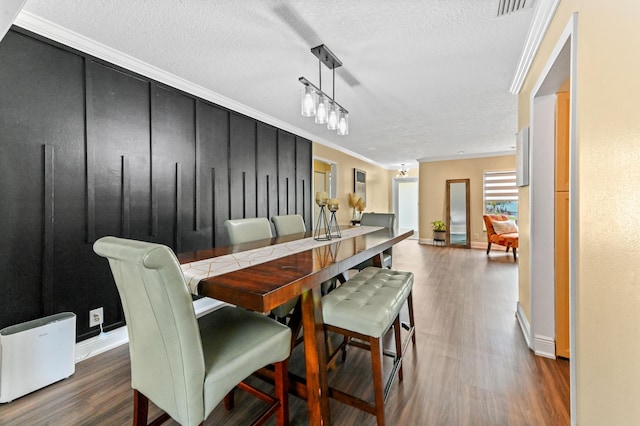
(418, 155, 515, 242)
(313, 143, 392, 225)
(517, 1, 640, 423)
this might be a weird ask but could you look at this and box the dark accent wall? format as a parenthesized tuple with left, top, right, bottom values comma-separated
(0, 28, 312, 340)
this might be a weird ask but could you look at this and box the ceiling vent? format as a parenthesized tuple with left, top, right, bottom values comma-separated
(496, 0, 534, 17)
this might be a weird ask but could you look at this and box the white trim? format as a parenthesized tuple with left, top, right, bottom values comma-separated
(510, 0, 562, 94)
(12, 11, 389, 171)
(516, 301, 532, 349)
(533, 334, 556, 359)
(417, 240, 510, 252)
(417, 151, 514, 163)
(567, 13, 579, 424)
(418, 238, 437, 245)
(74, 298, 225, 363)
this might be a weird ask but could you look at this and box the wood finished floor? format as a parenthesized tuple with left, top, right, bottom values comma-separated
(0, 241, 570, 425)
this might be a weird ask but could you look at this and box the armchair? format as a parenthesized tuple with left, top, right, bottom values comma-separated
(483, 214, 518, 261)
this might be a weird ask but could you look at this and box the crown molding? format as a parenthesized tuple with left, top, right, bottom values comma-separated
(417, 150, 515, 163)
(509, 0, 561, 94)
(13, 11, 388, 170)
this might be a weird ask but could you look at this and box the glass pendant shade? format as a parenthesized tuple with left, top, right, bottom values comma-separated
(337, 112, 349, 135)
(327, 103, 338, 130)
(315, 95, 328, 124)
(301, 86, 316, 117)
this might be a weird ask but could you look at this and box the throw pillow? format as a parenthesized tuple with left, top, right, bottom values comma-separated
(492, 219, 518, 235)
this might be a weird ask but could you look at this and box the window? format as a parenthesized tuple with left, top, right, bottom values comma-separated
(483, 170, 518, 219)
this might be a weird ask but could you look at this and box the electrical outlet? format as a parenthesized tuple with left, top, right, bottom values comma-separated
(474, 233, 479, 240)
(89, 307, 104, 328)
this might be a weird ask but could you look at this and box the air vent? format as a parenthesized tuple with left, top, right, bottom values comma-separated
(496, 0, 534, 17)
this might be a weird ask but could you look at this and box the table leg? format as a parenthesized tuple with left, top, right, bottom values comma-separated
(301, 286, 331, 426)
(372, 252, 384, 268)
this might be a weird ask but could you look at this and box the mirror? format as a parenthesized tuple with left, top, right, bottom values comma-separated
(446, 179, 470, 248)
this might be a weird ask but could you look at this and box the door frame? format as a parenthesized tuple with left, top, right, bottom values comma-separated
(527, 12, 578, 420)
(392, 176, 418, 235)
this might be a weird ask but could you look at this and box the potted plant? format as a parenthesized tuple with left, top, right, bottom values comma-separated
(431, 220, 446, 242)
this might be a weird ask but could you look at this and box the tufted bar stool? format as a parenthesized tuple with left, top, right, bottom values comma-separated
(321, 267, 416, 425)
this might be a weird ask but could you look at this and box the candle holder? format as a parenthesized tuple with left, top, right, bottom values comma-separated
(314, 192, 332, 241)
(327, 198, 341, 238)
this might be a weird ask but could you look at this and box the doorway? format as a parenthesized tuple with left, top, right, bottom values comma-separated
(393, 177, 418, 238)
(313, 158, 336, 230)
(527, 12, 577, 419)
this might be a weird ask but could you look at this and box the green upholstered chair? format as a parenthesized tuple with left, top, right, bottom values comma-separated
(355, 213, 395, 269)
(269, 215, 306, 319)
(224, 217, 273, 245)
(93, 236, 291, 426)
(271, 214, 306, 237)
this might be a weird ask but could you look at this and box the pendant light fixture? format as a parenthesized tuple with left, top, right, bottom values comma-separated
(299, 44, 349, 136)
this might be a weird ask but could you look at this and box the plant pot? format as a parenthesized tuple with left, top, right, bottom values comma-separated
(433, 230, 446, 242)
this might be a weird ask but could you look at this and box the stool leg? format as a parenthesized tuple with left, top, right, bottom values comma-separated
(274, 359, 290, 426)
(370, 336, 386, 426)
(407, 291, 416, 344)
(393, 315, 403, 381)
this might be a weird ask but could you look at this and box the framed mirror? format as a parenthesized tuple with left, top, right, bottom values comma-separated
(354, 168, 366, 203)
(446, 179, 470, 248)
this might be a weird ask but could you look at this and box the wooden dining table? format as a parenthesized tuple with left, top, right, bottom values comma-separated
(177, 226, 414, 426)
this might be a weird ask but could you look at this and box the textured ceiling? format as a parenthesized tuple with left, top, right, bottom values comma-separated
(20, 0, 534, 169)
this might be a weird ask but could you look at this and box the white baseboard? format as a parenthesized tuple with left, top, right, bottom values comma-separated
(418, 238, 447, 245)
(533, 335, 556, 359)
(516, 302, 532, 349)
(418, 239, 494, 251)
(74, 297, 225, 363)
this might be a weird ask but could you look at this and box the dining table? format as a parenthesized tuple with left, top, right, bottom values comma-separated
(177, 225, 414, 426)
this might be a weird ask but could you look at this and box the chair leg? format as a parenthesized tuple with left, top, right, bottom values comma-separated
(506, 246, 510, 253)
(513, 247, 517, 261)
(133, 390, 149, 426)
(486, 242, 491, 254)
(224, 389, 235, 410)
(274, 359, 290, 426)
(370, 336, 386, 426)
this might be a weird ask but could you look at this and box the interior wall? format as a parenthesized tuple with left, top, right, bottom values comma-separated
(418, 155, 515, 242)
(517, 1, 640, 423)
(0, 28, 312, 341)
(312, 143, 392, 225)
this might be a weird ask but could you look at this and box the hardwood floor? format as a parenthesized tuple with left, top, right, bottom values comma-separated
(0, 241, 570, 425)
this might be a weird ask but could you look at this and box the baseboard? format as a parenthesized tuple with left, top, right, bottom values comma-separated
(516, 302, 532, 349)
(418, 239, 495, 251)
(74, 297, 225, 363)
(533, 335, 556, 359)
(418, 238, 447, 245)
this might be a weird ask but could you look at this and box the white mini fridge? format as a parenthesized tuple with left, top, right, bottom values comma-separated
(0, 312, 76, 403)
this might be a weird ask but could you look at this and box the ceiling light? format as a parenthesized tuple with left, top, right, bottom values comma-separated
(299, 44, 349, 136)
(301, 85, 316, 117)
(397, 164, 408, 177)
